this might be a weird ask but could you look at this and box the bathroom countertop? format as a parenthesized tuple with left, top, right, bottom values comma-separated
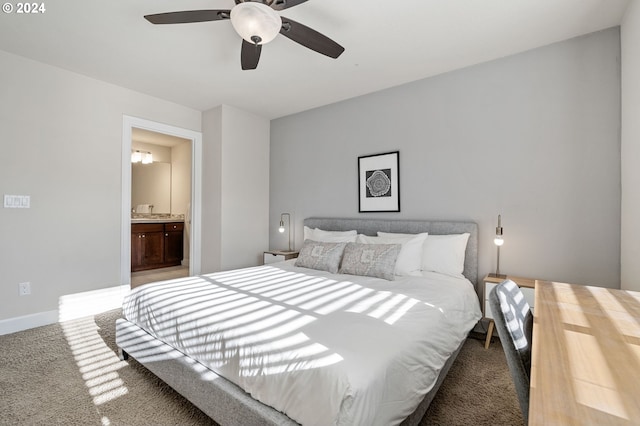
(131, 217, 184, 224)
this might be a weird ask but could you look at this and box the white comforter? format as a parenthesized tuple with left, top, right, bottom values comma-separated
(123, 261, 481, 426)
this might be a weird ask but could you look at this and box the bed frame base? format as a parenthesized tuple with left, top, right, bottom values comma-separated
(118, 348, 129, 361)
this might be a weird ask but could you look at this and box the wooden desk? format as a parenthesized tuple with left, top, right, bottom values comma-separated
(530, 281, 640, 425)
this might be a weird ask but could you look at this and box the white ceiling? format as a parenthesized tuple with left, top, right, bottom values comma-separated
(0, 0, 629, 119)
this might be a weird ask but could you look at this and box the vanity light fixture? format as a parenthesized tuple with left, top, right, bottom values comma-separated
(142, 152, 153, 164)
(131, 150, 142, 163)
(489, 214, 506, 279)
(131, 150, 153, 164)
(278, 212, 292, 252)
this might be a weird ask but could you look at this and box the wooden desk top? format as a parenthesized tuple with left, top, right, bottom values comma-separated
(484, 274, 536, 288)
(530, 281, 640, 425)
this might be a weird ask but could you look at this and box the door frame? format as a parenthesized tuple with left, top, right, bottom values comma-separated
(121, 115, 202, 285)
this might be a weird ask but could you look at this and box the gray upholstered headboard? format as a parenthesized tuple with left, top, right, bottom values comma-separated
(303, 217, 479, 287)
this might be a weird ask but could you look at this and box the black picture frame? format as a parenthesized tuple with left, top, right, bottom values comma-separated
(358, 151, 400, 212)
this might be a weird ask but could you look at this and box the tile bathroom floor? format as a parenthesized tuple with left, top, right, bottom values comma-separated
(131, 265, 189, 288)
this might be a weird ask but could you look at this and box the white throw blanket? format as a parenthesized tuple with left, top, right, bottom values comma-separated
(123, 261, 481, 425)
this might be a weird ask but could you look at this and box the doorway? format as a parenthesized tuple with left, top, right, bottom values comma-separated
(121, 116, 202, 286)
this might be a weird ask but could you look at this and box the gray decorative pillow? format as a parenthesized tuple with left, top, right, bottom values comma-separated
(339, 242, 401, 281)
(295, 240, 347, 274)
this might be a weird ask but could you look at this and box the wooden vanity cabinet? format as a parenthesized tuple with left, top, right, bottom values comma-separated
(131, 222, 183, 272)
(163, 222, 184, 266)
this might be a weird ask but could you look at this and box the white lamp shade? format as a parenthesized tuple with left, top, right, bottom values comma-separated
(230, 2, 282, 45)
(494, 236, 504, 246)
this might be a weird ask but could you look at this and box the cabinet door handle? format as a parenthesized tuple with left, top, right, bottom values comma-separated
(142, 234, 145, 238)
(138, 235, 142, 239)
(165, 233, 168, 237)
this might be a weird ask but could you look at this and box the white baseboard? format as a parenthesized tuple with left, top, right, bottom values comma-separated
(0, 310, 59, 336)
(0, 284, 129, 336)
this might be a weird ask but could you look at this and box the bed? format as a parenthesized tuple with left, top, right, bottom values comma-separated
(116, 217, 481, 425)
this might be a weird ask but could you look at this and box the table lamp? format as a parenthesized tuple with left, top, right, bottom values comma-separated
(490, 214, 506, 279)
(278, 213, 292, 252)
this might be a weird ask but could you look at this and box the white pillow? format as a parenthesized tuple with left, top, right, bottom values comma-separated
(420, 233, 470, 277)
(303, 226, 357, 243)
(359, 232, 428, 276)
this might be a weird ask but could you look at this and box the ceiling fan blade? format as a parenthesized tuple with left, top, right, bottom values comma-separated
(144, 10, 230, 25)
(280, 17, 344, 59)
(270, 0, 309, 11)
(241, 40, 262, 70)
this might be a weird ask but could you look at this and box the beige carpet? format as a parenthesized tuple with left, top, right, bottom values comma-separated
(0, 309, 523, 425)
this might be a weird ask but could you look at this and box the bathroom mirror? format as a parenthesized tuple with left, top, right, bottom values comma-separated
(132, 162, 171, 214)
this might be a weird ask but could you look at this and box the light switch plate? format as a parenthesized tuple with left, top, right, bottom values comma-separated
(4, 194, 30, 208)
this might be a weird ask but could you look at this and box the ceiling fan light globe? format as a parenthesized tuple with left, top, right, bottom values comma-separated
(231, 2, 282, 45)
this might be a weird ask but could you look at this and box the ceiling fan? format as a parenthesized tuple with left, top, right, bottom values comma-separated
(144, 0, 345, 70)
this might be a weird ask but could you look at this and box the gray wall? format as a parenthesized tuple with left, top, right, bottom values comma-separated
(621, 2, 640, 291)
(270, 27, 621, 288)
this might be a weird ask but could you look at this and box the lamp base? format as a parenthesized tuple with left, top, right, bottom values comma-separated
(488, 273, 507, 279)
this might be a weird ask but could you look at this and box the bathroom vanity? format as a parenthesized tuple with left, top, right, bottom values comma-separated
(131, 220, 184, 272)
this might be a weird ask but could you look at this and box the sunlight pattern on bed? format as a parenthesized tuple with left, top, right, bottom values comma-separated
(122, 262, 481, 426)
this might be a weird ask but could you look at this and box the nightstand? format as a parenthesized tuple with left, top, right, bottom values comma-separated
(483, 274, 536, 349)
(263, 250, 299, 265)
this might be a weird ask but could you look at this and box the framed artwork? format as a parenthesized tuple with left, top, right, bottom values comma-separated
(358, 151, 400, 212)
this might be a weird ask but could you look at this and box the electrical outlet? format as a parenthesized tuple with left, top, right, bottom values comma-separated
(19, 282, 31, 296)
